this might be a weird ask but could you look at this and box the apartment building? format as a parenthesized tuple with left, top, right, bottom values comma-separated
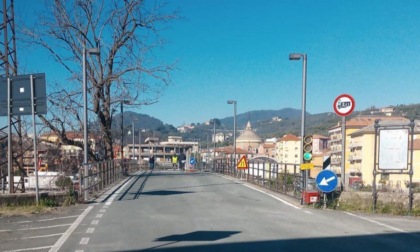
(348, 119, 420, 189)
(276, 134, 300, 166)
(123, 136, 198, 164)
(328, 115, 408, 186)
(257, 142, 276, 159)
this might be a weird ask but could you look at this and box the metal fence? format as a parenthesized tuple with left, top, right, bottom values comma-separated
(210, 157, 304, 200)
(79, 159, 142, 202)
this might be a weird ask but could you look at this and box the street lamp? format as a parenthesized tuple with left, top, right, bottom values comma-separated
(131, 119, 136, 159)
(120, 100, 130, 158)
(227, 100, 237, 174)
(83, 47, 100, 202)
(289, 52, 307, 203)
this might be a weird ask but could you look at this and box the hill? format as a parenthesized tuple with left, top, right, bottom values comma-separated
(111, 103, 420, 145)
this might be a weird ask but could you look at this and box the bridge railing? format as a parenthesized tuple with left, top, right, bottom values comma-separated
(210, 158, 307, 200)
(79, 159, 142, 202)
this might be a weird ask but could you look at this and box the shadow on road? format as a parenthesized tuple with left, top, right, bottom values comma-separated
(115, 231, 420, 252)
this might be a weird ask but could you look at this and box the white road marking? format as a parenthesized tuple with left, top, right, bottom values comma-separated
(37, 215, 79, 222)
(4, 245, 53, 252)
(22, 233, 63, 239)
(242, 182, 301, 210)
(99, 209, 106, 213)
(95, 214, 103, 218)
(80, 237, 89, 245)
(48, 205, 94, 252)
(17, 224, 71, 231)
(86, 227, 95, 233)
(345, 212, 406, 233)
(103, 171, 143, 206)
(91, 220, 99, 225)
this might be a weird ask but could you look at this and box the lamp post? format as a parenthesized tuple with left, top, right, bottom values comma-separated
(120, 100, 130, 172)
(83, 47, 100, 202)
(132, 120, 135, 159)
(289, 53, 307, 203)
(227, 100, 237, 174)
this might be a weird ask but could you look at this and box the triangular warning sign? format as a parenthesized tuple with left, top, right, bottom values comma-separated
(237, 155, 248, 169)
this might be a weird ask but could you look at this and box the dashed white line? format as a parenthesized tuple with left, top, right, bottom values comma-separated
(91, 220, 99, 225)
(99, 209, 106, 213)
(95, 214, 103, 218)
(80, 237, 89, 245)
(86, 228, 95, 233)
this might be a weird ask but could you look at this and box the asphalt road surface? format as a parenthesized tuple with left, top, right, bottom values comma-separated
(2, 170, 420, 252)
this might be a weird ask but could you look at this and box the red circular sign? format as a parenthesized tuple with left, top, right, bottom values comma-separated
(333, 94, 355, 117)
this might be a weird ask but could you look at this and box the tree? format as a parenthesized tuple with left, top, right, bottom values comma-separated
(20, 0, 178, 161)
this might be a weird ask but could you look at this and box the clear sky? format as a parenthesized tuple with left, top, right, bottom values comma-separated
(5, 0, 420, 127)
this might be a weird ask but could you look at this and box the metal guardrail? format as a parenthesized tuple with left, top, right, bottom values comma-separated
(211, 158, 304, 200)
(79, 159, 142, 202)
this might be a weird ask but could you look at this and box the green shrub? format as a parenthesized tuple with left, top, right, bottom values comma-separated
(39, 197, 58, 207)
(55, 176, 72, 190)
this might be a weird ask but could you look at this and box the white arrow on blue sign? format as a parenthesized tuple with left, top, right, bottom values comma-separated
(316, 169, 338, 193)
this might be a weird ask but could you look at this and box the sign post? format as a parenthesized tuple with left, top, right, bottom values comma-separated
(333, 94, 355, 190)
(316, 169, 338, 209)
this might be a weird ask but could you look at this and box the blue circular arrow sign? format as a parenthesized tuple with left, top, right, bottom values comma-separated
(316, 170, 338, 193)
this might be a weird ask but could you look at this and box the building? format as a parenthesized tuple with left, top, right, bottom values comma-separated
(312, 134, 329, 154)
(236, 121, 262, 153)
(328, 116, 406, 183)
(276, 134, 300, 165)
(348, 119, 420, 190)
(123, 136, 198, 164)
(257, 142, 276, 159)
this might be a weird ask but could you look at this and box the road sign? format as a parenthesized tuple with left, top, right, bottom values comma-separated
(300, 163, 314, 170)
(333, 94, 355, 117)
(237, 156, 248, 169)
(316, 169, 338, 193)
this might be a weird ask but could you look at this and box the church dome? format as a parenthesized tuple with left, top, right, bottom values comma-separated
(236, 121, 262, 150)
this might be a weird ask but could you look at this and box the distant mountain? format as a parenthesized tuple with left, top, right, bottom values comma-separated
(111, 111, 178, 143)
(220, 108, 303, 130)
(112, 111, 165, 130)
(111, 103, 420, 144)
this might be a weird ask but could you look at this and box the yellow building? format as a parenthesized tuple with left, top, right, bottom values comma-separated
(348, 119, 420, 190)
(329, 116, 407, 186)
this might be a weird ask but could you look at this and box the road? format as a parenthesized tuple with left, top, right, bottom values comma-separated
(1, 170, 420, 252)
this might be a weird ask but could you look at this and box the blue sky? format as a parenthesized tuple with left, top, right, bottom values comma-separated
(4, 0, 420, 127)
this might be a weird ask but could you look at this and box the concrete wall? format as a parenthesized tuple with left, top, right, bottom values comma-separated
(0, 191, 70, 206)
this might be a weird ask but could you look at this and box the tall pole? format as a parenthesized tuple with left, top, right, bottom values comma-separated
(213, 120, 216, 172)
(132, 120, 135, 159)
(227, 100, 237, 174)
(83, 47, 100, 202)
(233, 102, 237, 172)
(341, 116, 345, 190)
(120, 101, 124, 162)
(82, 48, 88, 202)
(301, 54, 307, 191)
(289, 53, 307, 204)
